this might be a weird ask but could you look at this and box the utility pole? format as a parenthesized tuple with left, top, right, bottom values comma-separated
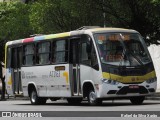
(103, 0, 106, 27)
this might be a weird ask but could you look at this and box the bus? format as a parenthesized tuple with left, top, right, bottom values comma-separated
(5, 26, 157, 105)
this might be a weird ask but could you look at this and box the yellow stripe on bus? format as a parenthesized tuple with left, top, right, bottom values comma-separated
(7, 76, 12, 85)
(4, 44, 7, 68)
(102, 71, 156, 83)
(63, 72, 69, 84)
(45, 32, 70, 39)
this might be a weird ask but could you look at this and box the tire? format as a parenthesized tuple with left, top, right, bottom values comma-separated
(88, 90, 102, 106)
(30, 88, 47, 105)
(67, 98, 82, 105)
(130, 96, 145, 105)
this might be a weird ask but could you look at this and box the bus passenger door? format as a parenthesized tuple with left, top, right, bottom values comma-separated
(11, 47, 23, 95)
(69, 38, 82, 96)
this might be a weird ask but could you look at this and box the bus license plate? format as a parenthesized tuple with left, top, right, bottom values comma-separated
(129, 85, 139, 89)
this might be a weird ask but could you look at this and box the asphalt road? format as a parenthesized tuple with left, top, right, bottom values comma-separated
(0, 99, 160, 120)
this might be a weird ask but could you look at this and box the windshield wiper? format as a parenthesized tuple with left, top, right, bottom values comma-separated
(118, 34, 130, 66)
(128, 51, 144, 66)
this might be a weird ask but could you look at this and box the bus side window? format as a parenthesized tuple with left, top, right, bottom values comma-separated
(81, 42, 91, 65)
(52, 40, 68, 63)
(6, 47, 11, 68)
(23, 44, 35, 66)
(11, 48, 17, 68)
(81, 35, 92, 66)
(81, 35, 99, 70)
(91, 44, 99, 70)
(37, 42, 51, 65)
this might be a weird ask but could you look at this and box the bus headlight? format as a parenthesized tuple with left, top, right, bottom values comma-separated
(101, 78, 119, 85)
(146, 77, 157, 84)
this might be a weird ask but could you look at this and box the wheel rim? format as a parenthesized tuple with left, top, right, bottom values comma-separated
(89, 91, 96, 104)
(31, 91, 36, 103)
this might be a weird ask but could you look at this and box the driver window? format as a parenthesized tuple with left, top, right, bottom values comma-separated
(81, 35, 91, 65)
(81, 35, 99, 70)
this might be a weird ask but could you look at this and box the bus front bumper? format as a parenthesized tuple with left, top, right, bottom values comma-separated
(96, 81, 157, 98)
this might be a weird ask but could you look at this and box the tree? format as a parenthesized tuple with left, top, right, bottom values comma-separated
(93, 0, 160, 44)
(0, 0, 160, 47)
(29, 0, 103, 34)
(0, 1, 32, 61)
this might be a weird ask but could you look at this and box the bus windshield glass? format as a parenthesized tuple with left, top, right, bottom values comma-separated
(94, 33, 151, 66)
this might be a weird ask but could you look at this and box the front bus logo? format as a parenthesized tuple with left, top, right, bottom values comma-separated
(131, 77, 136, 82)
(131, 77, 141, 82)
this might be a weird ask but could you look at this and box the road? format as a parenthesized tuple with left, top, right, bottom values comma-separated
(0, 99, 160, 120)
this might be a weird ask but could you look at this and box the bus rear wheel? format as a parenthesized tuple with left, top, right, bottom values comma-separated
(30, 88, 47, 105)
(130, 96, 145, 105)
(88, 90, 102, 106)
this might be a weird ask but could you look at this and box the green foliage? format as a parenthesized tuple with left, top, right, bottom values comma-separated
(0, 1, 31, 41)
(0, 1, 31, 61)
(94, 0, 160, 44)
(29, 0, 102, 34)
(0, 0, 160, 47)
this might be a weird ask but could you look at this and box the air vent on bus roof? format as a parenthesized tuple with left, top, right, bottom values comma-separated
(77, 26, 101, 30)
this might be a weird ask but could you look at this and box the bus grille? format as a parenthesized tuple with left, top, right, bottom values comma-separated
(116, 86, 148, 95)
(119, 69, 145, 76)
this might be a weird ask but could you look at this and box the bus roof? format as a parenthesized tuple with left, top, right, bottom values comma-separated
(89, 27, 137, 33)
(6, 27, 138, 46)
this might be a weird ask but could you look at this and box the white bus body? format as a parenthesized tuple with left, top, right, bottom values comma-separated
(5, 27, 157, 105)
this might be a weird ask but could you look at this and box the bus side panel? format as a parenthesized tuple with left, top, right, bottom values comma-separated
(47, 64, 71, 97)
(21, 64, 71, 97)
(80, 65, 102, 96)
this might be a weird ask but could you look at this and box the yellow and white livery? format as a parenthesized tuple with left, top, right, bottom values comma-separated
(5, 26, 156, 105)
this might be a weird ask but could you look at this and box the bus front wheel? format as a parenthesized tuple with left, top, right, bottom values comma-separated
(30, 88, 47, 105)
(130, 96, 145, 105)
(88, 90, 102, 106)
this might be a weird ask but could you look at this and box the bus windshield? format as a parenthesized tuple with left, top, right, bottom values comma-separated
(94, 33, 151, 66)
